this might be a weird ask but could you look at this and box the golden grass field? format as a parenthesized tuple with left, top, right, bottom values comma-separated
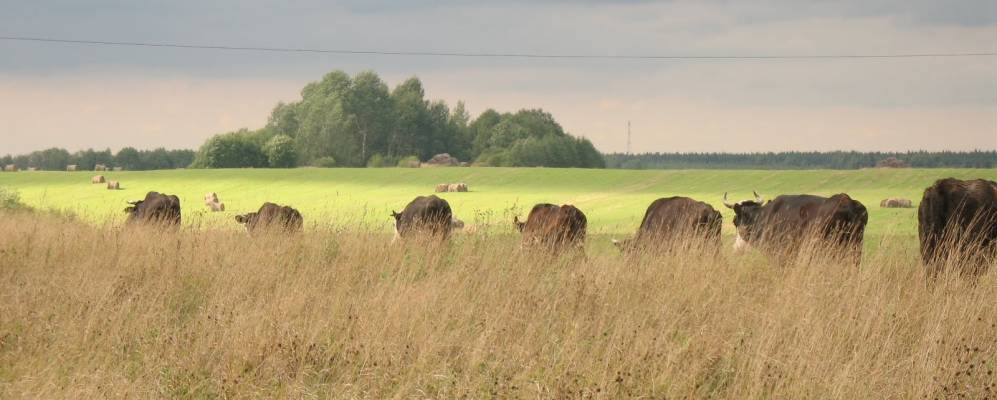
(1, 206, 995, 399)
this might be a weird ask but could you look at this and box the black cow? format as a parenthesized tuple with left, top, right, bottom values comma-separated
(391, 195, 462, 241)
(918, 178, 997, 273)
(514, 203, 587, 250)
(723, 192, 867, 262)
(235, 202, 303, 233)
(124, 191, 181, 226)
(613, 196, 722, 253)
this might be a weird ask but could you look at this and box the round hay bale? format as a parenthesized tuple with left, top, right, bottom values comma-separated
(91, 175, 105, 184)
(455, 183, 468, 192)
(106, 181, 120, 190)
(880, 198, 913, 208)
(435, 183, 450, 193)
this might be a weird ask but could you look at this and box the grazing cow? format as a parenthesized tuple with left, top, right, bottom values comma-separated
(235, 202, 302, 233)
(92, 175, 105, 184)
(918, 178, 997, 273)
(94, 164, 107, 171)
(391, 195, 461, 241)
(3, 164, 16, 172)
(106, 181, 120, 190)
(124, 191, 181, 226)
(514, 203, 587, 251)
(613, 197, 722, 253)
(66, 164, 78, 172)
(435, 183, 449, 193)
(880, 198, 913, 208)
(723, 192, 868, 262)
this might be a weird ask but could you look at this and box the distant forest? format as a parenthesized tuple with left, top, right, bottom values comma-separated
(191, 70, 605, 169)
(605, 151, 997, 170)
(1, 147, 194, 171)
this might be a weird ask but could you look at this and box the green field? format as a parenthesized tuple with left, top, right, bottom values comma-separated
(2, 167, 996, 237)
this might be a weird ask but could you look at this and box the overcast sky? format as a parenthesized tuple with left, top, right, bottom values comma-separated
(1, 0, 995, 154)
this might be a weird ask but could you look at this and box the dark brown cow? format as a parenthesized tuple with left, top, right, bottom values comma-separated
(918, 178, 997, 273)
(723, 192, 867, 262)
(613, 197, 722, 253)
(514, 203, 587, 250)
(235, 202, 303, 233)
(391, 195, 461, 241)
(124, 191, 181, 226)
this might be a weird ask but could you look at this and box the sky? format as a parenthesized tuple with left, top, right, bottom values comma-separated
(1, 0, 995, 155)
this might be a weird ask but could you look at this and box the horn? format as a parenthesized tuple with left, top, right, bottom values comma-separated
(753, 191, 763, 203)
(722, 192, 735, 209)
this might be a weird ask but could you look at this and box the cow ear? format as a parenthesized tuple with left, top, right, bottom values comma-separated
(235, 215, 245, 223)
(390, 211, 400, 220)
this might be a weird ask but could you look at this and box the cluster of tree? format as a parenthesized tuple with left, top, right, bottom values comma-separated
(191, 70, 604, 169)
(0, 147, 195, 171)
(605, 151, 997, 170)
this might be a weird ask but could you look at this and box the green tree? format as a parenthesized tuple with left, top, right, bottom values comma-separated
(191, 129, 267, 168)
(263, 135, 297, 168)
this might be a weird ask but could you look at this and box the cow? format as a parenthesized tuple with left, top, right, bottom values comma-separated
(514, 203, 587, 251)
(723, 192, 868, 263)
(124, 191, 181, 226)
(391, 195, 462, 241)
(106, 181, 120, 190)
(880, 198, 913, 208)
(918, 178, 997, 274)
(612, 197, 722, 253)
(92, 175, 105, 184)
(235, 202, 302, 233)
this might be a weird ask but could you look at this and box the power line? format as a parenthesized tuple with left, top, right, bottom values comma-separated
(2, 35, 996, 60)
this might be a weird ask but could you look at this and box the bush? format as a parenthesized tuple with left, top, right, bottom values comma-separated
(366, 154, 388, 168)
(397, 155, 421, 168)
(0, 187, 24, 210)
(311, 156, 337, 168)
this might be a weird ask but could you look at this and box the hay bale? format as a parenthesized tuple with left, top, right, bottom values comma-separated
(207, 201, 225, 212)
(106, 181, 120, 190)
(112, 167, 123, 171)
(204, 192, 219, 206)
(94, 164, 107, 171)
(91, 175, 105, 184)
(455, 183, 468, 192)
(3, 164, 17, 172)
(26, 167, 37, 172)
(880, 198, 913, 208)
(66, 164, 78, 172)
(424, 153, 459, 167)
(435, 183, 450, 193)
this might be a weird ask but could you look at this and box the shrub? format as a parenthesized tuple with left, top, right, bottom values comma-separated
(397, 155, 421, 168)
(263, 135, 297, 168)
(0, 187, 24, 210)
(311, 156, 337, 168)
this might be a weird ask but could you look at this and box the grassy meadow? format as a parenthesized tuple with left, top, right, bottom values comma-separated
(2, 167, 997, 398)
(3, 167, 997, 238)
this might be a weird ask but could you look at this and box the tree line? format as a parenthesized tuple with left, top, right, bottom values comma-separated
(605, 151, 997, 170)
(190, 70, 605, 169)
(0, 147, 195, 171)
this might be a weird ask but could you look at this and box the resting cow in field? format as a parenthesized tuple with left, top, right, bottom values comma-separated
(918, 178, 997, 274)
(235, 202, 303, 233)
(124, 191, 181, 226)
(723, 192, 867, 262)
(514, 203, 587, 251)
(613, 197, 722, 253)
(391, 195, 462, 241)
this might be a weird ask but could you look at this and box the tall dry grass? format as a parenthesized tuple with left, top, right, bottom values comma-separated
(1, 210, 995, 399)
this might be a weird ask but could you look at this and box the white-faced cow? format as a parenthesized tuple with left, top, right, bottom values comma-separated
(613, 196, 722, 253)
(235, 202, 303, 233)
(124, 191, 181, 226)
(391, 195, 462, 242)
(918, 178, 997, 274)
(514, 203, 587, 251)
(723, 192, 867, 262)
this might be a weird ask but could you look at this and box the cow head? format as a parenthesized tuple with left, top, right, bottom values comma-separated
(723, 191, 766, 250)
(124, 200, 142, 214)
(513, 216, 526, 232)
(450, 217, 465, 230)
(235, 212, 257, 225)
